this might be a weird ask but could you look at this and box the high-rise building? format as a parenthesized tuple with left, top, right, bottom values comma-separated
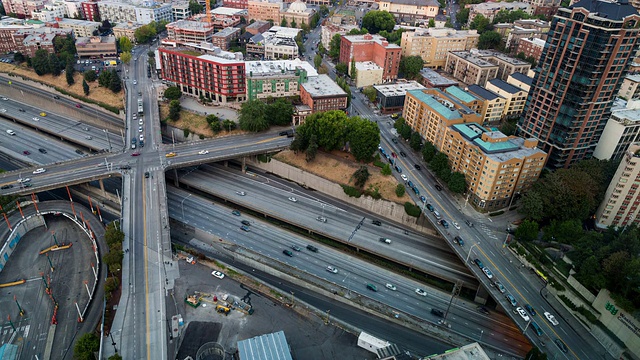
(517, 0, 640, 169)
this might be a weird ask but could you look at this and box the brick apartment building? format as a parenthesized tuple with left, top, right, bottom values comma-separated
(300, 74, 348, 113)
(339, 34, 401, 84)
(81, 1, 100, 22)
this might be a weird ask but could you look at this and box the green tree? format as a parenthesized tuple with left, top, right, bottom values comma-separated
(189, 0, 203, 14)
(478, 31, 502, 50)
(470, 14, 491, 33)
(280, 18, 288, 27)
(74, 332, 99, 360)
(104, 248, 123, 271)
(98, 70, 112, 87)
(164, 86, 181, 100)
(361, 10, 396, 34)
(399, 55, 424, 80)
(108, 70, 121, 92)
(448, 172, 466, 193)
(422, 141, 436, 162)
(492, 9, 530, 24)
(319, 4, 329, 16)
(350, 57, 357, 78)
(335, 62, 348, 76)
(381, 163, 392, 175)
(118, 37, 133, 53)
(306, 134, 318, 161)
(347, 28, 368, 35)
(13, 52, 25, 63)
(393, 116, 405, 131)
(399, 123, 412, 140)
(47, 53, 62, 76)
(108, 354, 123, 360)
(409, 132, 422, 150)
(577, 255, 606, 291)
(314, 54, 322, 68)
(456, 8, 470, 24)
(134, 23, 157, 43)
(428, 18, 436, 27)
(347, 117, 380, 162)
(363, 86, 376, 102)
(84, 70, 97, 82)
(329, 33, 342, 59)
(395, 184, 405, 197)
(53, 34, 77, 59)
(120, 51, 132, 64)
(82, 79, 90, 95)
(239, 99, 269, 132)
(266, 98, 294, 126)
(430, 152, 449, 173)
(169, 100, 181, 121)
(515, 219, 539, 241)
(32, 50, 49, 75)
(65, 62, 75, 86)
(519, 190, 544, 221)
(222, 119, 236, 131)
(352, 166, 370, 188)
(209, 119, 221, 132)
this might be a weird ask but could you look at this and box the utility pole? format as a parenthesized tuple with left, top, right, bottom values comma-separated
(442, 280, 462, 327)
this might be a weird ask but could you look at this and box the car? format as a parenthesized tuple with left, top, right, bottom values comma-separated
(232, 210, 241, 216)
(283, 249, 294, 257)
(366, 283, 378, 292)
(53, 95, 60, 99)
(288, 197, 298, 202)
(120, 165, 131, 170)
(18, 108, 25, 112)
(477, 305, 490, 315)
(131, 152, 140, 156)
(32, 168, 46, 174)
(525, 304, 536, 316)
(400, 151, 406, 157)
(385, 283, 396, 291)
(394, 165, 402, 173)
(392, 138, 398, 144)
(465, 219, 474, 227)
(75, 149, 84, 155)
(506, 294, 518, 307)
(236, 191, 246, 196)
(431, 308, 444, 317)
(516, 307, 530, 322)
(1, 184, 13, 189)
(165, 152, 176, 158)
(371, 220, 381, 226)
(544, 311, 559, 326)
(38, 148, 47, 154)
(1, 97, 7, 100)
(198, 150, 209, 155)
(139, 119, 143, 125)
(407, 181, 414, 188)
(426, 204, 434, 212)
(326, 266, 338, 273)
(379, 237, 391, 244)
(434, 184, 443, 191)
(240, 225, 250, 232)
(412, 187, 420, 195)
(555, 339, 568, 353)
(32, 117, 39, 121)
(23, 183, 32, 188)
(17, 178, 31, 183)
(133, 80, 137, 85)
(530, 321, 544, 336)
(400, 174, 408, 182)
(494, 281, 506, 294)
(291, 245, 301, 251)
(419, 195, 426, 203)
(452, 221, 460, 229)
(453, 236, 462, 244)
(40, 112, 46, 116)
(23, 150, 30, 155)
(211, 271, 225, 279)
(474, 258, 484, 269)
(439, 219, 449, 228)
(75, 103, 82, 108)
(139, 134, 144, 141)
(0, 109, 5, 113)
(415, 288, 427, 296)
(138, 126, 143, 132)
(306, 245, 318, 252)
(316, 216, 327, 222)
(241, 220, 251, 226)
(433, 210, 442, 219)
(144, 172, 149, 178)
(414, 164, 421, 170)
(483, 267, 494, 279)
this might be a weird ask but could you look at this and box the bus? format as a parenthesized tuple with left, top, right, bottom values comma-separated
(137, 98, 143, 115)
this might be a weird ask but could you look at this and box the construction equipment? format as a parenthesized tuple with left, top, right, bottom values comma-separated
(185, 295, 201, 308)
(216, 305, 230, 315)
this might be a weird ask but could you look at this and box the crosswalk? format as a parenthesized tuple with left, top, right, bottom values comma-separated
(479, 222, 499, 241)
(0, 324, 29, 347)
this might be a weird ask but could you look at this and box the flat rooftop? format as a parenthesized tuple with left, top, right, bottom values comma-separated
(420, 68, 458, 86)
(424, 343, 490, 360)
(245, 58, 318, 77)
(211, 6, 247, 16)
(467, 84, 503, 101)
(449, 51, 497, 68)
(302, 74, 347, 97)
(488, 78, 524, 94)
(452, 123, 546, 162)
(408, 89, 477, 120)
(213, 27, 240, 37)
(509, 72, 533, 86)
(343, 33, 401, 48)
(355, 61, 382, 71)
(167, 19, 212, 31)
(374, 80, 426, 97)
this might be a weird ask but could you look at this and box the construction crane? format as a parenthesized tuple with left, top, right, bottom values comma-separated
(206, 0, 212, 25)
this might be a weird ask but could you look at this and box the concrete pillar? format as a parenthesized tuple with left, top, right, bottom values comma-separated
(98, 179, 106, 195)
(474, 284, 490, 305)
(224, 160, 228, 168)
(242, 157, 246, 174)
(173, 169, 179, 187)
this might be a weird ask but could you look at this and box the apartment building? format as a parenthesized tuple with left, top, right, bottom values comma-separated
(75, 36, 117, 58)
(245, 20, 271, 35)
(618, 74, 640, 101)
(378, 0, 439, 22)
(246, 58, 316, 100)
(300, 74, 348, 113)
(172, 1, 191, 21)
(11, 27, 71, 57)
(400, 28, 479, 69)
(97, 1, 172, 25)
(166, 20, 214, 44)
(340, 34, 401, 85)
(596, 143, 640, 229)
(485, 79, 527, 119)
(594, 100, 640, 161)
(507, 72, 533, 93)
(524, 0, 560, 17)
(211, 27, 240, 50)
(373, 80, 426, 113)
(159, 45, 246, 104)
(445, 51, 499, 87)
(81, 1, 99, 22)
(419, 68, 459, 89)
(467, 2, 533, 24)
(248, 0, 284, 23)
(467, 84, 507, 126)
(223, 0, 248, 9)
(321, 22, 359, 50)
(1, 0, 45, 18)
(113, 21, 144, 42)
(0, 17, 37, 54)
(516, 37, 545, 63)
(31, 2, 65, 22)
(54, 18, 100, 37)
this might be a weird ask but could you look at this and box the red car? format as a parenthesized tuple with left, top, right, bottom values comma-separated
(75, 103, 82, 108)
(131, 152, 140, 156)
(23, 150, 30, 155)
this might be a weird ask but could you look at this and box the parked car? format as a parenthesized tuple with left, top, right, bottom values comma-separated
(439, 219, 449, 228)
(494, 281, 506, 294)
(426, 204, 434, 212)
(474, 259, 484, 269)
(211, 271, 225, 279)
(483, 267, 494, 279)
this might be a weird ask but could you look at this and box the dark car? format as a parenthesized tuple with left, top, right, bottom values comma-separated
(120, 165, 131, 170)
(399, 151, 406, 157)
(291, 245, 301, 251)
(283, 249, 294, 257)
(434, 184, 443, 191)
(477, 306, 490, 315)
(240, 225, 250, 232)
(144, 172, 149, 178)
(23, 150, 30, 155)
(371, 220, 382, 226)
(554, 339, 568, 353)
(306, 245, 318, 252)
(53, 95, 60, 99)
(1, 184, 13, 189)
(75, 149, 84, 155)
(525, 304, 536, 316)
(431, 308, 444, 317)
(366, 283, 377, 292)
(38, 148, 47, 154)
(474, 258, 484, 269)
(414, 164, 421, 170)
(454, 236, 463, 244)
(465, 220, 474, 227)
(426, 204, 434, 212)
(392, 138, 398, 144)
(18, 108, 25, 112)
(75, 103, 82, 108)
(439, 219, 449, 228)
(241, 220, 251, 226)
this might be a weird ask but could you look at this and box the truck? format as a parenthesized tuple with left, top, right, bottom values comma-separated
(137, 98, 143, 115)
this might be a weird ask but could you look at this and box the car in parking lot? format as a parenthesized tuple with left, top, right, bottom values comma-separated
(211, 271, 225, 279)
(415, 288, 427, 296)
(474, 259, 484, 269)
(283, 249, 294, 257)
(431, 308, 444, 317)
(241, 220, 251, 226)
(516, 307, 530, 321)
(306, 245, 318, 252)
(506, 294, 518, 307)
(494, 281, 506, 293)
(554, 339, 568, 353)
(240, 225, 250, 232)
(326, 266, 338, 273)
(371, 220, 381, 226)
(525, 304, 536, 316)
(544, 311, 559, 326)
(482, 267, 494, 279)
(385, 283, 396, 291)
(366, 283, 378, 292)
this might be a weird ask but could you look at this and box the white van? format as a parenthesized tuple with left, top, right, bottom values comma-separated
(433, 210, 442, 220)
(6, 129, 15, 135)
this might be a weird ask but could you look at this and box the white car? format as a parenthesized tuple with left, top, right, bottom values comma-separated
(32, 168, 46, 174)
(138, 119, 143, 125)
(236, 191, 246, 196)
(211, 271, 225, 279)
(0, 109, 5, 113)
(198, 150, 209, 155)
(544, 311, 559, 326)
(133, 80, 137, 85)
(385, 283, 396, 291)
(139, 134, 144, 141)
(400, 174, 408, 182)
(326, 266, 338, 274)
(483, 267, 494, 279)
(32, 117, 39, 121)
(516, 307, 530, 322)
(1, 97, 7, 100)
(138, 126, 143, 133)
(415, 288, 427, 296)
(17, 178, 31, 183)
(288, 197, 298, 202)
(452, 221, 460, 230)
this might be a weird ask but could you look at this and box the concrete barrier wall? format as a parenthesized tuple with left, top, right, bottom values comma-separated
(567, 275, 596, 303)
(0, 215, 45, 273)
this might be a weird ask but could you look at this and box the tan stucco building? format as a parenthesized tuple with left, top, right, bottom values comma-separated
(401, 28, 479, 69)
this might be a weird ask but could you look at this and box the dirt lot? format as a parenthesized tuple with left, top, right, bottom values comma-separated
(274, 149, 411, 204)
(0, 63, 124, 109)
(160, 102, 247, 138)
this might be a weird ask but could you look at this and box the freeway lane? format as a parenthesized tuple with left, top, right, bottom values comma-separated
(167, 186, 530, 354)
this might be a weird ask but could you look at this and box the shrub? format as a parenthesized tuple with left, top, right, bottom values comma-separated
(404, 202, 421, 217)
(395, 184, 405, 197)
(559, 294, 578, 311)
(381, 164, 392, 175)
(341, 185, 362, 198)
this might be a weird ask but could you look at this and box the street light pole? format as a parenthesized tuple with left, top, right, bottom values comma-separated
(103, 129, 112, 152)
(180, 193, 192, 220)
(466, 243, 480, 263)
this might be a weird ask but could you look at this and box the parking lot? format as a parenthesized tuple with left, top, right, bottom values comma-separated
(74, 59, 121, 75)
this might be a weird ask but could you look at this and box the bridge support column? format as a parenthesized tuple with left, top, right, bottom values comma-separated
(474, 284, 490, 305)
(173, 169, 180, 187)
(98, 179, 106, 195)
(223, 160, 228, 168)
(241, 157, 246, 174)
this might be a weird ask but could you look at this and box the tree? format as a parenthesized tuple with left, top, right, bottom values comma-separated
(280, 18, 288, 27)
(347, 28, 368, 35)
(492, 9, 530, 24)
(239, 99, 269, 132)
(118, 37, 133, 53)
(103, 248, 123, 271)
(361, 10, 396, 34)
(328, 33, 342, 60)
(108, 70, 121, 92)
(31, 49, 49, 76)
(478, 31, 502, 50)
(65, 62, 75, 86)
(98, 70, 112, 87)
(470, 14, 491, 33)
(47, 53, 62, 76)
(395, 184, 405, 197)
(350, 57, 356, 79)
(363, 86, 376, 103)
(99, 20, 112, 33)
(13, 52, 24, 63)
(515, 219, 539, 242)
(134, 23, 157, 43)
(74, 332, 99, 360)
(314, 54, 322, 68)
(409, 131, 422, 150)
(84, 70, 97, 82)
(189, 0, 203, 15)
(82, 79, 90, 95)
(319, 4, 329, 16)
(222, 119, 236, 131)
(53, 34, 77, 60)
(120, 51, 132, 64)
(422, 141, 436, 162)
(108, 354, 123, 360)
(381, 163, 392, 175)
(266, 98, 293, 126)
(164, 86, 181, 100)
(347, 117, 380, 162)
(448, 172, 466, 193)
(352, 166, 370, 188)
(306, 134, 318, 161)
(169, 100, 181, 121)
(399, 123, 412, 140)
(428, 18, 435, 27)
(456, 8, 470, 24)
(519, 191, 545, 221)
(430, 152, 449, 173)
(335, 62, 348, 75)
